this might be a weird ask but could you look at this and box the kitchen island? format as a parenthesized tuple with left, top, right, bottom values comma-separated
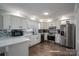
(0, 36, 30, 56)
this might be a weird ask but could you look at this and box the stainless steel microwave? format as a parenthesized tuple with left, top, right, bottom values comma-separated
(11, 29, 23, 37)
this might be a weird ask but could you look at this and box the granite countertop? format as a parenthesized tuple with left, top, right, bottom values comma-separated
(0, 33, 40, 47)
(0, 36, 30, 48)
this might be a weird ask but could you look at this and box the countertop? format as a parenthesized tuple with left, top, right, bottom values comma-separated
(0, 33, 40, 48)
(0, 36, 30, 48)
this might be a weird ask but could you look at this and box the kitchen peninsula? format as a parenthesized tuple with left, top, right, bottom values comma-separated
(0, 36, 30, 56)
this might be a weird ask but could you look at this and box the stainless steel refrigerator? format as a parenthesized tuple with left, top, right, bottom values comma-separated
(60, 23, 76, 49)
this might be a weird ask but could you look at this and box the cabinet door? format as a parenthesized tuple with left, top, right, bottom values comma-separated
(30, 35, 40, 46)
(29, 36, 32, 46)
(27, 20, 36, 29)
(17, 17, 23, 29)
(21, 19, 27, 29)
(0, 15, 3, 29)
(33, 35, 40, 45)
(29, 35, 37, 46)
(10, 15, 20, 29)
(6, 42, 29, 56)
(3, 15, 11, 29)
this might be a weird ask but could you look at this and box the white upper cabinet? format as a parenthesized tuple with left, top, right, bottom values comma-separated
(21, 19, 27, 29)
(3, 15, 11, 29)
(0, 15, 28, 30)
(0, 15, 11, 29)
(10, 15, 27, 29)
(0, 14, 39, 30)
(27, 20, 33, 29)
(0, 15, 3, 29)
(10, 15, 22, 29)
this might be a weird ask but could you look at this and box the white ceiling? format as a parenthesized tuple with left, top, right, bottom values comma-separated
(0, 3, 75, 22)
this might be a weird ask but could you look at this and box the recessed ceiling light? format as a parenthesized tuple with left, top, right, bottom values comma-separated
(43, 12, 49, 15)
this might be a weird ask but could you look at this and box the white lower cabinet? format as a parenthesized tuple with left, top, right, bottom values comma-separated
(29, 35, 40, 47)
(6, 41, 29, 56)
(34, 35, 40, 45)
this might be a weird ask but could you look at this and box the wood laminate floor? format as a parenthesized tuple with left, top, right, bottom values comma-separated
(29, 41, 76, 56)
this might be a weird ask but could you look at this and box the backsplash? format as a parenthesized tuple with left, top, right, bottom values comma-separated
(0, 30, 10, 37)
(0, 28, 38, 37)
(23, 28, 38, 35)
(0, 30, 7, 37)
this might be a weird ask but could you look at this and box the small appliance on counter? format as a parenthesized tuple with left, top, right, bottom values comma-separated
(0, 30, 8, 37)
(10, 29, 24, 37)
